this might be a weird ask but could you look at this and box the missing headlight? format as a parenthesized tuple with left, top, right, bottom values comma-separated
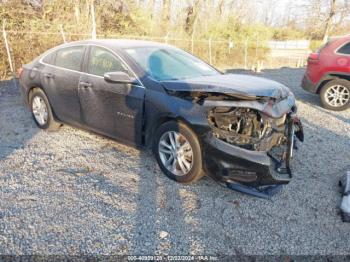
(208, 107, 287, 151)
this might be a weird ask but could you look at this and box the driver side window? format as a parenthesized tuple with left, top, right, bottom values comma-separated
(88, 46, 129, 77)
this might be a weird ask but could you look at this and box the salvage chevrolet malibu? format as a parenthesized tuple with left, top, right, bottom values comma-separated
(19, 39, 303, 186)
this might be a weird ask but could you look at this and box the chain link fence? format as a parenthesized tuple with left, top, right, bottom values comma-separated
(0, 30, 310, 79)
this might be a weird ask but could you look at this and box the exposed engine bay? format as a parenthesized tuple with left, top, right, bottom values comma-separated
(208, 107, 288, 151)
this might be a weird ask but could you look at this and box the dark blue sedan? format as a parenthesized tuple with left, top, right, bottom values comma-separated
(19, 39, 303, 186)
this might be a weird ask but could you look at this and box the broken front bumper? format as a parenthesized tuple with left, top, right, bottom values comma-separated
(202, 118, 303, 187)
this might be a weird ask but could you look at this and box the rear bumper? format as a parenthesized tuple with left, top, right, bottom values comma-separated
(18, 78, 30, 109)
(301, 74, 317, 93)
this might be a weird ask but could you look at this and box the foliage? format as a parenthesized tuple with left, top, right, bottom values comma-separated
(309, 40, 324, 52)
(1, 0, 348, 78)
(272, 28, 306, 41)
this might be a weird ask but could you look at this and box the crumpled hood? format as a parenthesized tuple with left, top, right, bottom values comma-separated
(161, 74, 291, 99)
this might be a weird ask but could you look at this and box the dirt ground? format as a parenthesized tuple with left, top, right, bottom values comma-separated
(0, 68, 349, 256)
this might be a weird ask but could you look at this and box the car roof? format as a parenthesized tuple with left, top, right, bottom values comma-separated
(59, 39, 172, 50)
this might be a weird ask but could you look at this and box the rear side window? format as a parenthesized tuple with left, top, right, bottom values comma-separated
(337, 42, 350, 55)
(55, 46, 85, 71)
(88, 46, 129, 77)
(42, 51, 56, 64)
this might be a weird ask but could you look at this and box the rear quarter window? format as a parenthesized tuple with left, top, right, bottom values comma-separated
(42, 51, 56, 64)
(337, 42, 350, 55)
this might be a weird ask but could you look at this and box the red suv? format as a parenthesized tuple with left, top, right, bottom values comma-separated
(302, 35, 350, 111)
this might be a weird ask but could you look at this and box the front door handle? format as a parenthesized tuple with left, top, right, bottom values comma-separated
(44, 73, 54, 78)
(79, 81, 92, 88)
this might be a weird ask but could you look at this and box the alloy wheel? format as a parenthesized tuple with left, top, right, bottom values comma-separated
(32, 95, 48, 125)
(325, 85, 350, 107)
(158, 131, 194, 176)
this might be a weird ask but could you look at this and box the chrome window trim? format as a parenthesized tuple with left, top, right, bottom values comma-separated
(39, 43, 144, 87)
(334, 41, 350, 57)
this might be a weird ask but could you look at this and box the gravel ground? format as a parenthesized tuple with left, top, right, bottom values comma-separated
(0, 68, 349, 256)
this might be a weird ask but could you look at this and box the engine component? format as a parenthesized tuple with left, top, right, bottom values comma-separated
(208, 107, 287, 151)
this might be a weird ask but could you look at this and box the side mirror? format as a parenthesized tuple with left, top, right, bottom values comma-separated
(104, 71, 132, 84)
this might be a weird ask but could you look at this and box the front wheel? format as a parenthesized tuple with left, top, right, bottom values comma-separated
(153, 121, 204, 183)
(320, 79, 350, 111)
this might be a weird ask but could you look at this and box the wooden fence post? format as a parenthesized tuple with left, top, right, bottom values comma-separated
(164, 32, 169, 44)
(191, 32, 194, 54)
(209, 37, 212, 65)
(2, 20, 17, 88)
(91, 1, 97, 40)
(244, 38, 248, 69)
(60, 24, 66, 43)
(2, 20, 14, 74)
(228, 37, 232, 54)
(255, 35, 259, 61)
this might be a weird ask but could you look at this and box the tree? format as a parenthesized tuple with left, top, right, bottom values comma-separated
(184, 0, 201, 35)
(23, 0, 42, 10)
(322, 0, 336, 43)
(161, 0, 171, 33)
(147, 0, 155, 18)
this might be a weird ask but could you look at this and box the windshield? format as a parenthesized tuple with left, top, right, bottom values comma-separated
(124, 46, 220, 81)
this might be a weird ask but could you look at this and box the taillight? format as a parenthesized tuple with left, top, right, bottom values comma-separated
(308, 52, 319, 63)
(17, 67, 23, 78)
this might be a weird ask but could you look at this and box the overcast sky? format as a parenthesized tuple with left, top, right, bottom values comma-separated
(148, 0, 350, 28)
(252, 0, 317, 26)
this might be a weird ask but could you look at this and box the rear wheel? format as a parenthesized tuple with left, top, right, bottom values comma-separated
(320, 79, 350, 111)
(153, 121, 204, 183)
(29, 88, 60, 131)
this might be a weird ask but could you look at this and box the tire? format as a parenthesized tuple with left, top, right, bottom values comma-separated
(153, 121, 205, 183)
(29, 88, 61, 131)
(320, 79, 350, 111)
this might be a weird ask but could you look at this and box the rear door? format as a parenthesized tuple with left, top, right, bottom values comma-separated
(41, 45, 86, 125)
(78, 46, 145, 145)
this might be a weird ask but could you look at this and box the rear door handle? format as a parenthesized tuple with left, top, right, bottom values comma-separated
(44, 73, 54, 78)
(79, 81, 92, 88)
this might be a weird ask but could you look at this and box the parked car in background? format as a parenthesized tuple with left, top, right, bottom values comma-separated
(302, 35, 350, 111)
(19, 39, 303, 187)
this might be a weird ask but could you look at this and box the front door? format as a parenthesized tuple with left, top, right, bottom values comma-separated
(78, 46, 145, 145)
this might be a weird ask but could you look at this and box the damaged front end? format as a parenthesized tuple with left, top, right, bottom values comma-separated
(201, 93, 304, 186)
(162, 74, 304, 186)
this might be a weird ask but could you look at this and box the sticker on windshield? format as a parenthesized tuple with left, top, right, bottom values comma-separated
(126, 49, 136, 55)
(194, 62, 212, 71)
